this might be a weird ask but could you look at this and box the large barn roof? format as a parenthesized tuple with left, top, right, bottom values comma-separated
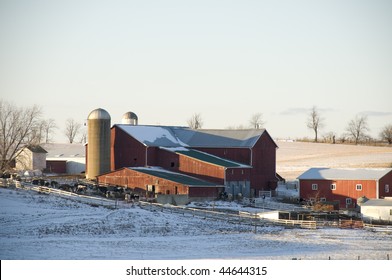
(130, 167, 220, 187)
(297, 168, 392, 180)
(162, 147, 252, 168)
(115, 124, 271, 148)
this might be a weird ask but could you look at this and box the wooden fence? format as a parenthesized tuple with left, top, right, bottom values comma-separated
(28, 185, 117, 208)
(363, 223, 392, 232)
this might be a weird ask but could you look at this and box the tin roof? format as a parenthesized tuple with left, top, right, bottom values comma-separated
(131, 167, 219, 187)
(162, 147, 251, 168)
(41, 143, 86, 158)
(297, 168, 392, 180)
(173, 128, 267, 148)
(361, 198, 392, 207)
(116, 124, 271, 148)
(26, 145, 47, 154)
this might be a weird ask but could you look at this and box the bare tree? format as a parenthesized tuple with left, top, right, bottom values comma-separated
(249, 113, 264, 129)
(64, 119, 81, 144)
(0, 100, 42, 171)
(346, 115, 369, 145)
(42, 119, 57, 143)
(307, 106, 324, 142)
(380, 124, 392, 144)
(187, 113, 203, 129)
(27, 120, 45, 145)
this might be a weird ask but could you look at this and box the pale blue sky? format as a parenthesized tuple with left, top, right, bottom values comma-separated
(1, 0, 391, 142)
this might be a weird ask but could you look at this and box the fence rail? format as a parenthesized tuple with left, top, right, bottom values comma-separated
(27, 185, 117, 208)
(363, 223, 392, 232)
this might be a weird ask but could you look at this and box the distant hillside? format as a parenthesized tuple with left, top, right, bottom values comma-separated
(276, 141, 392, 180)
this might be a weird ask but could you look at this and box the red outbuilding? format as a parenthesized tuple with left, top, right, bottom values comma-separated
(298, 168, 392, 209)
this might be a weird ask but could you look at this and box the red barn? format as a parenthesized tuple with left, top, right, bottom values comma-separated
(298, 168, 392, 209)
(98, 166, 224, 203)
(95, 124, 278, 200)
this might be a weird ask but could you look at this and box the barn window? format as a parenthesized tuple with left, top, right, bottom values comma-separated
(385, 184, 390, 193)
(312, 184, 318, 191)
(171, 162, 175, 168)
(346, 198, 352, 205)
(320, 197, 326, 202)
(356, 184, 362, 191)
(241, 170, 244, 175)
(330, 184, 336, 190)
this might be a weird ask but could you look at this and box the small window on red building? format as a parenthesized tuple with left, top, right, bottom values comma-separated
(312, 184, 318, 191)
(330, 184, 336, 190)
(346, 198, 352, 205)
(356, 184, 362, 191)
(385, 184, 390, 193)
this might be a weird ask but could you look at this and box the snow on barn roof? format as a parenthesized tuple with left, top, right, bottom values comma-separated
(162, 147, 251, 168)
(130, 167, 220, 187)
(117, 125, 183, 147)
(41, 143, 86, 158)
(297, 167, 392, 180)
(115, 124, 270, 148)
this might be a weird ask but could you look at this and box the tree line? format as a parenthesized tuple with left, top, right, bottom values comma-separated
(188, 107, 392, 145)
(307, 105, 392, 145)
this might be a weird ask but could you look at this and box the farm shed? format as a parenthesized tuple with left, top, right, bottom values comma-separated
(15, 145, 47, 171)
(97, 166, 224, 204)
(107, 124, 278, 196)
(42, 143, 85, 174)
(298, 168, 392, 209)
(361, 198, 392, 224)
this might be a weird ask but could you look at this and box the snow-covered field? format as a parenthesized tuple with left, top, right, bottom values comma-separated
(276, 141, 392, 180)
(1, 187, 391, 260)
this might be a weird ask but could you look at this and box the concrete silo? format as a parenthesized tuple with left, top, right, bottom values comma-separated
(122, 111, 138, 125)
(86, 108, 111, 180)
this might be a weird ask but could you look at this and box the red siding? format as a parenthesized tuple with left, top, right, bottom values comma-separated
(178, 154, 225, 184)
(300, 179, 378, 208)
(46, 160, 67, 174)
(193, 131, 278, 193)
(225, 168, 251, 182)
(195, 147, 251, 165)
(97, 168, 221, 198)
(250, 132, 277, 192)
(111, 127, 146, 170)
(155, 149, 179, 170)
(379, 171, 392, 198)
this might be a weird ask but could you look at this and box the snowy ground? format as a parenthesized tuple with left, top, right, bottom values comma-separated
(1, 187, 391, 260)
(276, 141, 392, 180)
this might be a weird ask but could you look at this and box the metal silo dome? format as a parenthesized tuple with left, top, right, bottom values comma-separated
(122, 111, 138, 125)
(88, 108, 111, 120)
